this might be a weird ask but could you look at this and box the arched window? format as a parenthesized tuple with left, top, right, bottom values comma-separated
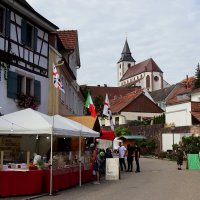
(128, 63, 131, 68)
(146, 75, 150, 88)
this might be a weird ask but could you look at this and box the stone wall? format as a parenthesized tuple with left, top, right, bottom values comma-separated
(111, 124, 200, 153)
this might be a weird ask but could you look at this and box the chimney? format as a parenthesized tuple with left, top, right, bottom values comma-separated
(104, 84, 107, 87)
(97, 85, 100, 87)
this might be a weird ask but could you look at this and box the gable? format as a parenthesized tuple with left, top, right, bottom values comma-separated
(122, 94, 164, 113)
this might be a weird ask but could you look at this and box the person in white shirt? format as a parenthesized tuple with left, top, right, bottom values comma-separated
(118, 142, 127, 171)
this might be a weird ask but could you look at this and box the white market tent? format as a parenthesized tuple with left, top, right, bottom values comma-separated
(0, 108, 99, 194)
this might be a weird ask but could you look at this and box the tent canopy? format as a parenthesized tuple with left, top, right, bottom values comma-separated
(0, 109, 99, 137)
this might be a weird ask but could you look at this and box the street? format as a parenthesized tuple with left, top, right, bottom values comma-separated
(13, 158, 199, 200)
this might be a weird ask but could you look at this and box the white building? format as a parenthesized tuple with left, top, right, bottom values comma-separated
(0, 0, 58, 115)
(117, 39, 165, 92)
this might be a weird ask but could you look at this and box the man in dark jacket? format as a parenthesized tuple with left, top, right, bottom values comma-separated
(134, 143, 141, 173)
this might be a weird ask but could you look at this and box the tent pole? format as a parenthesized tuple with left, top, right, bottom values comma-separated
(50, 132, 53, 195)
(79, 130, 82, 187)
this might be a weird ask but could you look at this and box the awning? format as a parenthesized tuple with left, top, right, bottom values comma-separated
(118, 135, 146, 140)
(100, 129, 115, 141)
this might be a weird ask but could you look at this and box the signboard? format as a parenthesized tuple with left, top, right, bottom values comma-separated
(105, 158, 119, 180)
(187, 154, 200, 170)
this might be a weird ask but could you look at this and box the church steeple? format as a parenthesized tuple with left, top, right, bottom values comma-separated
(117, 39, 136, 64)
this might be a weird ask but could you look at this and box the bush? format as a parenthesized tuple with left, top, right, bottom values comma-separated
(158, 151, 167, 159)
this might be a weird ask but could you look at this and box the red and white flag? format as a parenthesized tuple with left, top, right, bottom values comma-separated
(103, 93, 114, 131)
(53, 63, 65, 93)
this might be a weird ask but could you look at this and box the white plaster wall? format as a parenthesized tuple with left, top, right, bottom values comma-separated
(153, 72, 162, 91)
(165, 102, 191, 126)
(98, 114, 126, 126)
(121, 111, 161, 121)
(162, 133, 191, 151)
(191, 92, 200, 102)
(0, 66, 48, 115)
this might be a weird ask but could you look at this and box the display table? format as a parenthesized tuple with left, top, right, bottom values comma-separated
(0, 164, 93, 197)
(44, 164, 93, 193)
(0, 170, 44, 197)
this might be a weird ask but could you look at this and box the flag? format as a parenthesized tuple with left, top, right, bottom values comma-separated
(85, 92, 96, 118)
(53, 63, 65, 93)
(103, 93, 114, 131)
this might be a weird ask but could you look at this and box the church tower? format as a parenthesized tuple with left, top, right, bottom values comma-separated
(117, 39, 136, 86)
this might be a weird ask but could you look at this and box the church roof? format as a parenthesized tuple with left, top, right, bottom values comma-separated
(120, 58, 163, 81)
(117, 40, 135, 63)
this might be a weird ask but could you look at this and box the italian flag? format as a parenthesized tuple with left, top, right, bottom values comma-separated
(85, 92, 97, 118)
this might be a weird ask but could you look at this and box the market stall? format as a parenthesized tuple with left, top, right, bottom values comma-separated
(0, 108, 99, 197)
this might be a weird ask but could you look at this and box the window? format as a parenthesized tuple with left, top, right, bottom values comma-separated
(177, 94, 190, 100)
(154, 76, 159, 81)
(26, 78, 32, 96)
(115, 117, 119, 125)
(60, 75, 65, 103)
(21, 19, 37, 49)
(128, 63, 131, 68)
(0, 7, 4, 33)
(138, 116, 141, 121)
(7, 71, 41, 104)
(17, 75, 23, 94)
(26, 23, 33, 47)
(146, 75, 150, 88)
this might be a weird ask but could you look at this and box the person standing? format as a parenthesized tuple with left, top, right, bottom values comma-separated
(92, 142, 101, 184)
(126, 144, 134, 172)
(118, 142, 127, 171)
(175, 142, 185, 170)
(134, 143, 141, 173)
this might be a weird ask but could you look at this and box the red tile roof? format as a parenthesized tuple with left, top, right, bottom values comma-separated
(57, 30, 77, 50)
(85, 85, 142, 100)
(166, 76, 195, 105)
(121, 58, 163, 81)
(110, 90, 143, 113)
(191, 102, 200, 112)
(191, 112, 200, 123)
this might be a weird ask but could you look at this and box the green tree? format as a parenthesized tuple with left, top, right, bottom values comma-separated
(93, 95, 104, 116)
(182, 136, 200, 154)
(115, 127, 131, 137)
(194, 64, 200, 89)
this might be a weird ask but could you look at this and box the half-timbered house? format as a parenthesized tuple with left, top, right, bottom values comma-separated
(0, 0, 58, 114)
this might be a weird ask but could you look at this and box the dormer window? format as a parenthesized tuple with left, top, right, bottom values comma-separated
(177, 93, 190, 100)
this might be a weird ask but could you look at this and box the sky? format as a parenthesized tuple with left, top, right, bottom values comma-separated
(27, 0, 200, 87)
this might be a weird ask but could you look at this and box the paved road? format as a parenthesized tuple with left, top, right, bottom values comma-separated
(5, 158, 200, 200)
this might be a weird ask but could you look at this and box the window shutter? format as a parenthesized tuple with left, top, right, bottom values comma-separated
(34, 80, 41, 104)
(5, 9, 11, 37)
(7, 70, 18, 99)
(33, 27, 38, 51)
(21, 19, 27, 45)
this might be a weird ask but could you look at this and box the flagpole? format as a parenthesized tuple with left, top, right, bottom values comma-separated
(50, 61, 65, 195)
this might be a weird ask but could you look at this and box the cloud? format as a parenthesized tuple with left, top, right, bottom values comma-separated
(27, 0, 200, 86)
